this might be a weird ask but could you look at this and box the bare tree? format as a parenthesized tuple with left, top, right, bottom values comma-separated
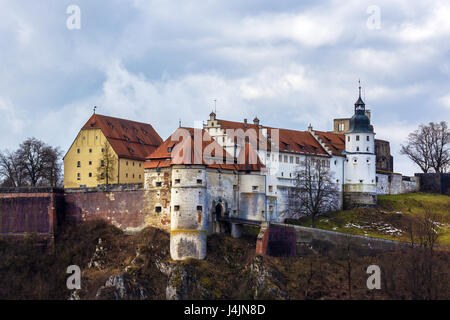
(96, 142, 116, 185)
(401, 121, 450, 173)
(0, 150, 24, 187)
(0, 138, 62, 187)
(288, 157, 339, 227)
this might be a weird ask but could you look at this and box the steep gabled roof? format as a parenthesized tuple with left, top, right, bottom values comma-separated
(215, 119, 329, 156)
(81, 114, 163, 160)
(313, 130, 345, 156)
(144, 127, 264, 171)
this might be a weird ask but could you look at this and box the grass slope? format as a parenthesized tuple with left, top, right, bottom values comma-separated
(286, 193, 450, 247)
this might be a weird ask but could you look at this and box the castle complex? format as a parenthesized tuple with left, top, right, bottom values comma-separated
(63, 87, 418, 260)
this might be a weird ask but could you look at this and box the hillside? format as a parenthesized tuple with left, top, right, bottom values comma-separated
(286, 193, 450, 248)
(0, 217, 449, 300)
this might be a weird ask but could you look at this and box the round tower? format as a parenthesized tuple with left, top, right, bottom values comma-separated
(170, 165, 208, 260)
(343, 84, 377, 209)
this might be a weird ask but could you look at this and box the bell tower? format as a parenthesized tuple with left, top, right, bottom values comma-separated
(343, 82, 377, 209)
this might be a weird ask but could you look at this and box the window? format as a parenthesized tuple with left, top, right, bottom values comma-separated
(101, 160, 105, 167)
(359, 180, 363, 183)
(175, 179, 180, 184)
(126, 161, 129, 166)
(367, 136, 370, 141)
(89, 161, 92, 165)
(101, 173, 105, 179)
(197, 206, 202, 211)
(356, 135, 360, 141)
(356, 147, 360, 151)
(126, 173, 128, 178)
(133, 162, 135, 166)
(338, 123, 345, 131)
(268, 185, 273, 192)
(89, 148, 92, 153)
(376, 177, 378, 183)
(77, 173, 80, 180)
(101, 148, 105, 152)
(290, 156, 293, 163)
(156, 181, 162, 187)
(77, 161, 81, 167)
(279, 154, 282, 162)
(281, 172, 284, 177)
(155, 206, 162, 213)
(252, 186, 258, 191)
(348, 136, 350, 142)
(139, 163, 142, 167)
(174, 205, 180, 211)
(197, 179, 202, 184)
(366, 147, 370, 152)
(334, 160, 337, 165)
(77, 149, 80, 154)
(89, 172, 92, 177)
(133, 174, 135, 178)
(168, 147, 173, 152)
(284, 155, 288, 162)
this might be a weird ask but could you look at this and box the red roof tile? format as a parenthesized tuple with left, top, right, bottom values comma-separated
(144, 127, 264, 171)
(313, 131, 345, 156)
(82, 114, 163, 160)
(216, 119, 330, 156)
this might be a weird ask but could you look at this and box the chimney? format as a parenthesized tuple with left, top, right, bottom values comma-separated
(244, 118, 247, 127)
(253, 116, 260, 126)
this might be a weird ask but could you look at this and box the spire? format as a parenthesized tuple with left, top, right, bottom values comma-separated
(358, 79, 361, 98)
(354, 80, 365, 112)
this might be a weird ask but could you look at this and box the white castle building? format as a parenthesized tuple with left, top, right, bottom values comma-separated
(143, 87, 417, 260)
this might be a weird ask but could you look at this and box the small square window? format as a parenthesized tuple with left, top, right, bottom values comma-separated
(268, 185, 273, 192)
(156, 181, 162, 187)
(175, 179, 180, 184)
(155, 206, 162, 213)
(197, 179, 202, 184)
(174, 205, 180, 211)
(101, 148, 105, 152)
(252, 186, 258, 191)
(197, 206, 202, 211)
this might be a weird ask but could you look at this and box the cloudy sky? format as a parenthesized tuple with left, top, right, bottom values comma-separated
(0, 0, 449, 175)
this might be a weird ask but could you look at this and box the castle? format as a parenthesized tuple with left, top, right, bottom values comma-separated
(62, 86, 418, 260)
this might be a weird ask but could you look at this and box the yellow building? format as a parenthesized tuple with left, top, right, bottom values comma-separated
(63, 113, 163, 188)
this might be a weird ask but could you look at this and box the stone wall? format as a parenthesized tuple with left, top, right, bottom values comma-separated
(64, 186, 165, 233)
(0, 188, 64, 241)
(272, 223, 409, 253)
(376, 172, 419, 195)
(415, 173, 450, 195)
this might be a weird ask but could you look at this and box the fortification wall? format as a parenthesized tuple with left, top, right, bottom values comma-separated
(376, 172, 419, 195)
(0, 188, 63, 241)
(416, 173, 450, 195)
(272, 223, 409, 253)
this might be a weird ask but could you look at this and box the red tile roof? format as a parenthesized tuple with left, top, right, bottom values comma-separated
(313, 130, 345, 156)
(82, 114, 163, 160)
(215, 119, 331, 156)
(144, 127, 264, 171)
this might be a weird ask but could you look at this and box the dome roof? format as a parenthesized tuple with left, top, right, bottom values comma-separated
(347, 86, 373, 133)
(348, 113, 373, 133)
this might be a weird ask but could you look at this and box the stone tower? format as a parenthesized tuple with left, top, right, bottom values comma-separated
(343, 84, 377, 209)
(170, 165, 208, 260)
